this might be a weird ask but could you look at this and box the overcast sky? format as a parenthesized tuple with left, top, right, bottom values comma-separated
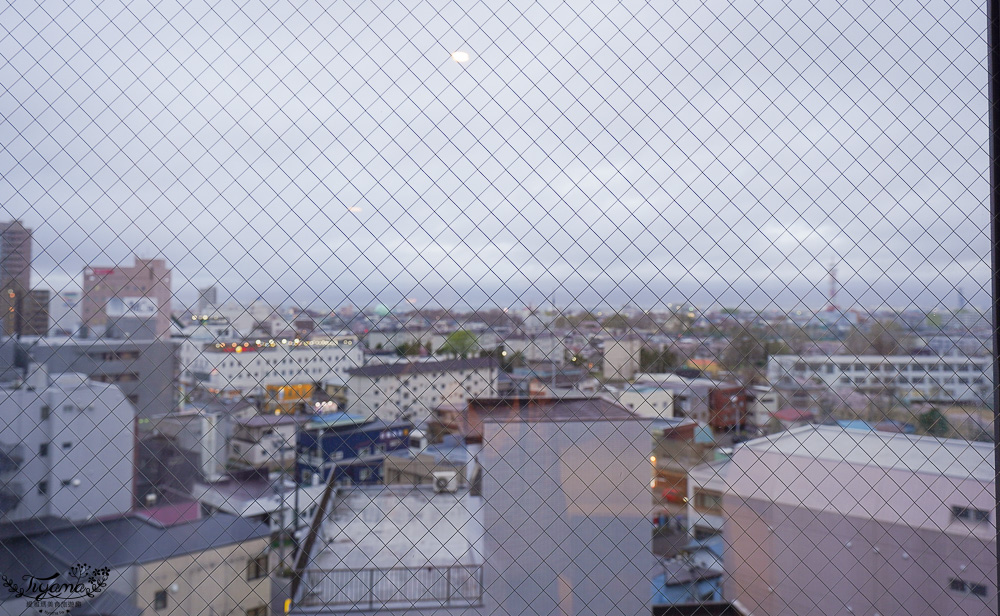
(0, 0, 989, 314)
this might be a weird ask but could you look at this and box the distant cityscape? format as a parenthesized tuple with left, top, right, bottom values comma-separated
(0, 219, 995, 616)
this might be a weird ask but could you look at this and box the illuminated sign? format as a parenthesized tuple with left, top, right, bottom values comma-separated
(378, 428, 410, 442)
(106, 296, 157, 318)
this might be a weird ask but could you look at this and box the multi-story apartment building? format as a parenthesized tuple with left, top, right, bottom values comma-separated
(479, 394, 654, 616)
(768, 354, 994, 405)
(22, 335, 180, 427)
(346, 357, 498, 424)
(178, 332, 361, 404)
(0, 364, 134, 523)
(725, 426, 996, 615)
(615, 382, 676, 419)
(82, 257, 173, 338)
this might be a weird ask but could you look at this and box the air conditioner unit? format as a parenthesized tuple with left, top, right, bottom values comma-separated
(433, 471, 458, 493)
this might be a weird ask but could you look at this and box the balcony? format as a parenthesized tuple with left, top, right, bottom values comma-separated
(0, 443, 24, 474)
(0, 484, 22, 513)
(297, 564, 483, 611)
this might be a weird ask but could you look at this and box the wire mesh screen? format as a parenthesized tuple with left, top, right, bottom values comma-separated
(0, 0, 995, 616)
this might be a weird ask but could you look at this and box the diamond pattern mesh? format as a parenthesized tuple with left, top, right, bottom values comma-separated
(0, 0, 996, 615)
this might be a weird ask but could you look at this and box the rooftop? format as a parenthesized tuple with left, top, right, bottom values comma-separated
(305, 411, 368, 429)
(471, 395, 638, 423)
(237, 413, 313, 428)
(347, 357, 497, 378)
(311, 485, 483, 571)
(32, 513, 269, 568)
(741, 425, 994, 482)
(132, 501, 202, 527)
(771, 407, 815, 422)
(771, 353, 991, 363)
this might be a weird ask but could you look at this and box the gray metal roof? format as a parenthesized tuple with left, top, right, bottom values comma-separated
(742, 425, 994, 482)
(33, 513, 269, 568)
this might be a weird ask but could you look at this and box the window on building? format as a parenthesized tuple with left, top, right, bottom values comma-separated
(38, 443, 48, 457)
(246, 554, 268, 580)
(154, 591, 168, 610)
(952, 506, 990, 523)
(40, 405, 51, 420)
(695, 490, 723, 512)
(62, 442, 72, 451)
(37, 481, 47, 495)
(949, 578, 989, 598)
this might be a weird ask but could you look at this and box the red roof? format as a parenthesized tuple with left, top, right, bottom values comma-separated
(133, 501, 201, 527)
(772, 407, 815, 422)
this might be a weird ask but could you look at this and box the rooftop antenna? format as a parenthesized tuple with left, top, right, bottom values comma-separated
(826, 260, 839, 313)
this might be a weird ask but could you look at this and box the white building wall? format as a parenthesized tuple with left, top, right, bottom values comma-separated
(768, 354, 993, 404)
(347, 367, 497, 424)
(617, 387, 674, 419)
(0, 368, 134, 522)
(179, 334, 361, 396)
(602, 336, 642, 380)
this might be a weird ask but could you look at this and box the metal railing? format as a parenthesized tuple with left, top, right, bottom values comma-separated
(298, 564, 483, 610)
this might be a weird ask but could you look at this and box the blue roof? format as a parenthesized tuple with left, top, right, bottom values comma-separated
(307, 411, 368, 429)
(837, 420, 874, 431)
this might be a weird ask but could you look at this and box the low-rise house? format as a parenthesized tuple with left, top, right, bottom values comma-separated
(195, 469, 326, 535)
(634, 374, 749, 433)
(231, 413, 312, 469)
(617, 383, 675, 419)
(383, 433, 470, 486)
(0, 514, 271, 616)
(296, 416, 413, 487)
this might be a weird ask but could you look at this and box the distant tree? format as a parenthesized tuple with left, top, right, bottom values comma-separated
(723, 325, 788, 370)
(601, 313, 630, 331)
(639, 347, 679, 373)
(396, 341, 422, 356)
(845, 320, 907, 356)
(918, 407, 950, 438)
(437, 330, 478, 358)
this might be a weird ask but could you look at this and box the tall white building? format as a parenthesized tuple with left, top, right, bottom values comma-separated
(0, 365, 135, 522)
